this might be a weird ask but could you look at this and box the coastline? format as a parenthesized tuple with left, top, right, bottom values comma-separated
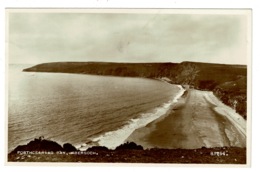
(8, 88, 247, 163)
(126, 89, 246, 149)
(7, 84, 247, 164)
(77, 84, 185, 151)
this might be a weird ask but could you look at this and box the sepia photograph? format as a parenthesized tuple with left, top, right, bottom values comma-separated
(6, 9, 251, 165)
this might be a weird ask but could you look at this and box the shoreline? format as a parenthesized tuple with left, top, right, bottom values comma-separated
(126, 89, 246, 149)
(204, 91, 246, 137)
(76, 84, 185, 151)
(7, 86, 247, 164)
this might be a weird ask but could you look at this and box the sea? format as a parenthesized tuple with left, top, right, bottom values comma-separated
(8, 64, 183, 152)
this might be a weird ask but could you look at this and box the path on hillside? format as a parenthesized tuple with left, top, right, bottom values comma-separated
(126, 89, 246, 149)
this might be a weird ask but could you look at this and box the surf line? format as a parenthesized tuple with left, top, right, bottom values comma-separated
(77, 85, 185, 151)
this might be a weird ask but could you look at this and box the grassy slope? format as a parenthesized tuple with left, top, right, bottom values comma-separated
(23, 62, 178, 78)
(179, 62, 247, 119)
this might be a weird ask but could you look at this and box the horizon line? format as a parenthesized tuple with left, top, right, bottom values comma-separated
(9, 60, 247, 66)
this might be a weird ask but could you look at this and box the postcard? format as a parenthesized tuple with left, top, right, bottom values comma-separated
(6, 8, 251, 166)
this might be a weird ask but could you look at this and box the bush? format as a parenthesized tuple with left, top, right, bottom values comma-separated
(63, 143, 77, 152)
(87, 146, 109, 151)
(115, 142, 143, 150)
(11, 137, 64, 153)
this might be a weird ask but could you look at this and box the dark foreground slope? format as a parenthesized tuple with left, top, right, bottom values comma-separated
(23, 61, 247, 118)
(8, 138, 246, 164)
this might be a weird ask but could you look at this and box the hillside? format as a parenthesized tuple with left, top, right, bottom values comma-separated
(23, 62, 179, 79)
(23, 61, 247, 118)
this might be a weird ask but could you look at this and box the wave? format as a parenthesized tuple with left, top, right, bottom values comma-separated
(77, 85, 185, 150)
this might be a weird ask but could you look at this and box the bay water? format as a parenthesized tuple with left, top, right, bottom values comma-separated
(8, 64, 182, 152)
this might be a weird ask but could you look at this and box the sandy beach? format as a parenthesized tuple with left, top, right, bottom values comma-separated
(126, 89, 246, 149)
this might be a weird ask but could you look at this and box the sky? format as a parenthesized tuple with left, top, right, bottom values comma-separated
(8, 10, 250, 65)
